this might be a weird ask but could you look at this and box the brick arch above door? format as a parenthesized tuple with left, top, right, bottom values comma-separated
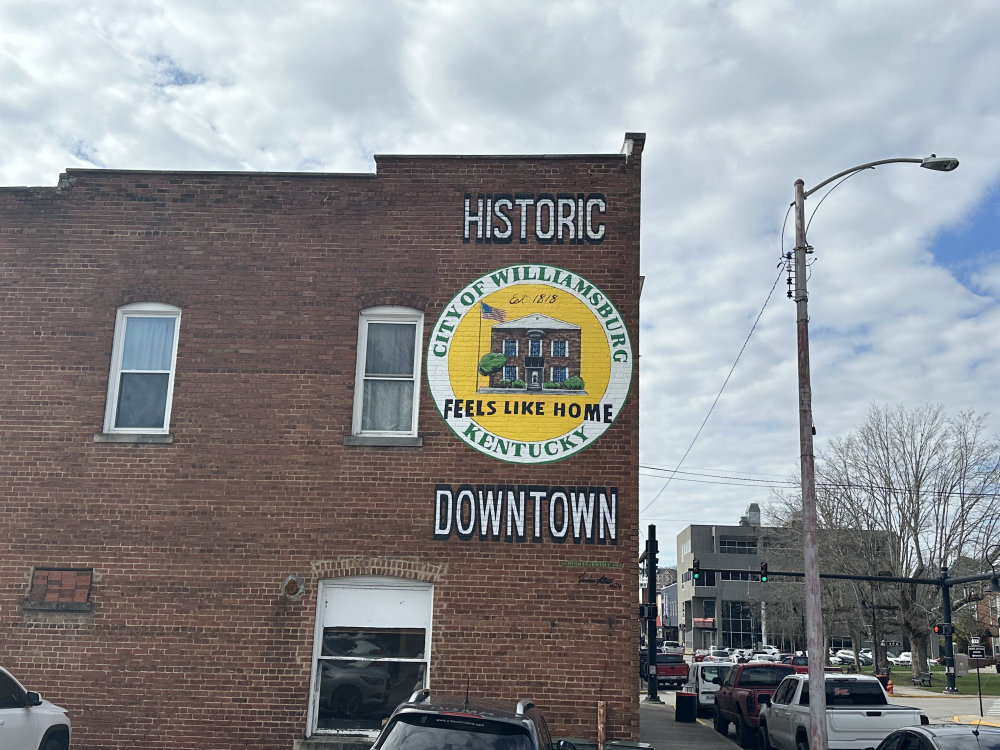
(310, 556, 445, 584)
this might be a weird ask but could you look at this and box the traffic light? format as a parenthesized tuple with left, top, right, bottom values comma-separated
(933, 623, 955, 636)
(933, 623, 943, 635)
(760, 562, 769, 582)
(692, 559, 701, 581)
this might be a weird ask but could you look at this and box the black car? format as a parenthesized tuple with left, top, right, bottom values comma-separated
(372, 689, 577, 750)
(875, 724, 1000, 750)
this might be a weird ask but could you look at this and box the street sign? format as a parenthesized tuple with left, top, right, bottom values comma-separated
(970, 647, 986, 659)
(970, 636, 980, 645)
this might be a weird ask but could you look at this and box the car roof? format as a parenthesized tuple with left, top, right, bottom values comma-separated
(394, 690, 538, 723)
(900, 724, 1000, 740)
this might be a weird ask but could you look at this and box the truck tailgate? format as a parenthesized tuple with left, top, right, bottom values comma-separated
(827, 707, 921, 746)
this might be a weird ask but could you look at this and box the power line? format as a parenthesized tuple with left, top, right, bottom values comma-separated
(639, 265, 786, 515)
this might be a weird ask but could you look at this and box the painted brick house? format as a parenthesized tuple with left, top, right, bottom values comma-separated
(0, 134, 644, 749)
(487, 313, 583, 391)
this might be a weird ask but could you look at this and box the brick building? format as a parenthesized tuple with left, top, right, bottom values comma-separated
(0, 134, 644, 748)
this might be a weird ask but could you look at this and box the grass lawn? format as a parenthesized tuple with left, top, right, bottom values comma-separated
(856, 664, 1000, 696)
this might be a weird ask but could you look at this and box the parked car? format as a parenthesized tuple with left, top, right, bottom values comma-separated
(833, 648, 872, 666)
(758, 673, 927, 750)
(371, 689, 577, 750)
(650, 652, 691, 689)
(887, 652, 912, 667)
(874, 724, 1000, 750)
(0, 665, 71, 750)
(714, 662, 797, 748)
(660, 640, 685, 656)
(779, 655, 810, 672)
(684, 661, 734, 715)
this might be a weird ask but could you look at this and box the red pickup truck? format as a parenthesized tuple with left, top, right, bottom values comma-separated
(640, 651, 690, 689)
(713, 662, 796, 748)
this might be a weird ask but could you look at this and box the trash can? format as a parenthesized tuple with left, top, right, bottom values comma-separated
(874, 673, 889, 689)
(675, 692, 698, 722)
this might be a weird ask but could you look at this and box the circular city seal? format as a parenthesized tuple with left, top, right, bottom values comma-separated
(427, 264, 633, 463)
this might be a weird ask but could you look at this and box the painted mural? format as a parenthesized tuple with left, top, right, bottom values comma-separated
(427, 264, 633, 464)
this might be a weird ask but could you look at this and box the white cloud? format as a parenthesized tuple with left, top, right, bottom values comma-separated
(2, 0, 1000, 563)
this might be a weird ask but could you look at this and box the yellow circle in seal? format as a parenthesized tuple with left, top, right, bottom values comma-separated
(448, 285, 611, 442)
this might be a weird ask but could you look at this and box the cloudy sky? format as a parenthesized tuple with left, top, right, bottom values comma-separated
(4, 1, 999, 565)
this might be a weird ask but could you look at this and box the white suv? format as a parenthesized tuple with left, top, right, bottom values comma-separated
(0, 666, 71, 750)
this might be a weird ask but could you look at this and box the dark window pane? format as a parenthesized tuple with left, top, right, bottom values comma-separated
(322, 629, 425, 659)
(0, 674, 23, 708)
(317, 660, 425, 732)
(116, 373, 168, 428)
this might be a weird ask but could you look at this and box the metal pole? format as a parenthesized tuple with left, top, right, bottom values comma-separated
(870, 603, 879, 675)
(941, 566, 958, 693)
(644, 525, 662, 703)
(794, 177, 828, 750)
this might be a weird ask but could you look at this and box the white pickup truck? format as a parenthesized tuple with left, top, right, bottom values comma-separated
(757, 673, 925, 750)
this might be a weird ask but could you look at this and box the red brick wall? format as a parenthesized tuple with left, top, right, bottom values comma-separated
(0, 135, 644, 749)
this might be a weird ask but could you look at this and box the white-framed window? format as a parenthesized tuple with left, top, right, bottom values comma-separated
(103, 303, 181, 434)
(551, 366, 568, 383)
(551, 340, 568, 357)
(352, 307, 423, 436)
(502, 339, 518, 357)
(309, 577, 433, 737)
(503, 365, 518, 382)
(529, 339, 542, 357)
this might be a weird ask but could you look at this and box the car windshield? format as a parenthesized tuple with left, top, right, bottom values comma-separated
(376, 713, 535, 750)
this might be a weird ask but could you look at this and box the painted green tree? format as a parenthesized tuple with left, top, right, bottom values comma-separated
(478, 352, 507, 377)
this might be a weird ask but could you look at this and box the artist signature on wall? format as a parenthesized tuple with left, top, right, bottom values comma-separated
(577, 572, 622, 589)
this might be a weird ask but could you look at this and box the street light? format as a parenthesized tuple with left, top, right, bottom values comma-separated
(791, 155, 958, 750)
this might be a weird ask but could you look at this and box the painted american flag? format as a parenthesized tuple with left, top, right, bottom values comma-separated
(481, 303, 506, 322)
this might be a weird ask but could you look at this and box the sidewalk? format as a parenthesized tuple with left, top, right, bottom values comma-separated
(639, 694, 737, 750)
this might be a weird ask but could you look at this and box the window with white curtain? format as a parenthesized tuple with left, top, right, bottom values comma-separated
(103, 303, 181, 434)
(352, 307, 422, 437)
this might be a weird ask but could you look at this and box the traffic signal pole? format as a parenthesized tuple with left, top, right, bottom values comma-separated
(640, 525, 662, 703)
(940, 566, 957, 693)
(730, 563, 992, 694)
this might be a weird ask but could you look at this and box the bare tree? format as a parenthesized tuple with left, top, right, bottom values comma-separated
(815, 404, 1000, 673)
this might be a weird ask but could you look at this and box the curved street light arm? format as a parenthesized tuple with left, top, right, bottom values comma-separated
(802, 157, 924, 198)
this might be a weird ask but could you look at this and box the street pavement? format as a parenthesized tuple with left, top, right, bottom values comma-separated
(638, 684, 1000, 750)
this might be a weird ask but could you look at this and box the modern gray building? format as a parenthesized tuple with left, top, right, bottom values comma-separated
(676, 504, 771, 651)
